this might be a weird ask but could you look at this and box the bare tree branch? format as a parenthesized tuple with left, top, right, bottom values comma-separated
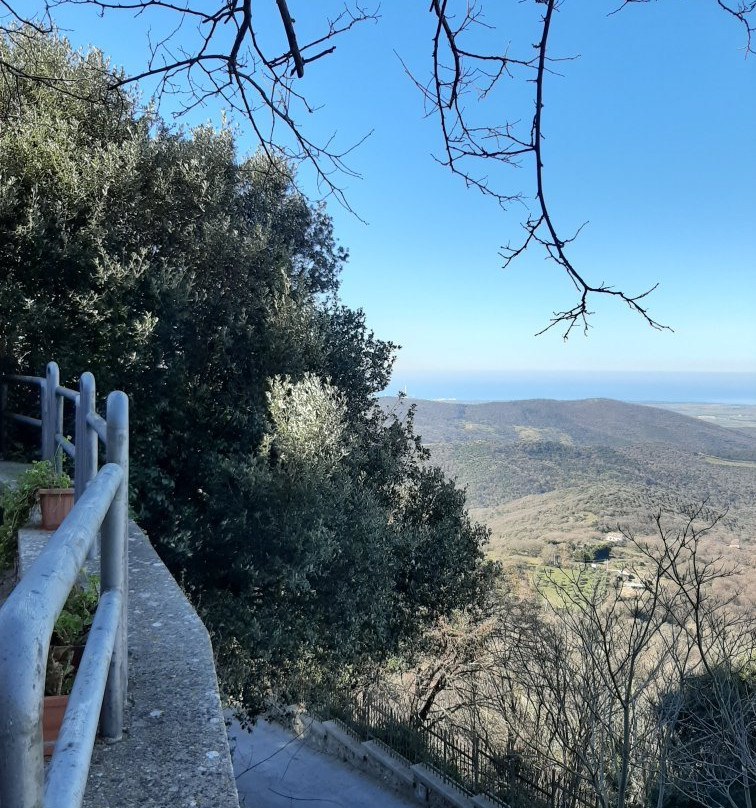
(0, 1, 379, 212)
(1, 1, 752, 331)
(414, 0, 689, 338)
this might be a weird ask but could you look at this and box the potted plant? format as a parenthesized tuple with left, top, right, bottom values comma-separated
(43, 575, 99, 756)
(0, 460, 73, 568)
(38, 482, 75, 531)
(34, 458, 74, 531)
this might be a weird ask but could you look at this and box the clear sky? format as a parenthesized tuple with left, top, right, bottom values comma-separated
(20, 2, 756, 392)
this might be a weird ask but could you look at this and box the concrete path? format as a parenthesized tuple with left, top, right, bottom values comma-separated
(229, 719, 417, 808)
(0, 460, 30, 487)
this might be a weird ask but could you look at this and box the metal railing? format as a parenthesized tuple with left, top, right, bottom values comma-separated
(320, 691, 599, 808)
(0, 361, 128, 808)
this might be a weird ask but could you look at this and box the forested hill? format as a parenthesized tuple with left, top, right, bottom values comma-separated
(384, 397, 756, 459)
(382, 397, 756, 562)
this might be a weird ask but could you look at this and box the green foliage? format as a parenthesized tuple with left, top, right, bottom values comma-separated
(46, 575, 100, 695)
(52, 574, 99, 646)
(261, 374, 348, 469)
(0, 29, 491, 714)
(197, 377, 492, 710)
(0, 460, 71, 567)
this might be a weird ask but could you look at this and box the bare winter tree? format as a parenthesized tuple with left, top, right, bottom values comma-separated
(331, 503, 754, 806)
(660, 666, 756, 808)
(1, 1, 754, 333)
(479, 504, 756, 808)
(647, 506, 756, 808)
(485, 561, 672, 807)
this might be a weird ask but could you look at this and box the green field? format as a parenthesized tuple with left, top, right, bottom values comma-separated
(534, 564, 609, 607)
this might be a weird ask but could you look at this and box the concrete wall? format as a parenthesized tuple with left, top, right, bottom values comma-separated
(18, 519, 240, 808)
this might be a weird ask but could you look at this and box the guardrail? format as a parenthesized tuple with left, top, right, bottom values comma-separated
(0, 361, 128, 808)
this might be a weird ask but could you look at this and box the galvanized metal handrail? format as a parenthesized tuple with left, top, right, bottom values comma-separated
(2, 363, 103, 504)
(0, 363, 129, 808)
(3, 363, 70, 475)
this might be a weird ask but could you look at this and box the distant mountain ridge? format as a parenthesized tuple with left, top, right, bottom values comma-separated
(384, 397, 756, 460)
(381, 397, 756, 561)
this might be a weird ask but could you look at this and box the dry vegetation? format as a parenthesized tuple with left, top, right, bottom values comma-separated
(387, 398, 756, 602)
(366, 506, 756, 808)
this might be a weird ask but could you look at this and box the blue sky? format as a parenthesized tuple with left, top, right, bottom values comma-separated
(24, 2, 756, 393)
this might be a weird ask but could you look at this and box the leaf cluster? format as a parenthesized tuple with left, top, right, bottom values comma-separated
(46, 574, 99, 695)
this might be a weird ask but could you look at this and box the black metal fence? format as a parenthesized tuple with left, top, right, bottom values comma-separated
(314, 691, 599, 808)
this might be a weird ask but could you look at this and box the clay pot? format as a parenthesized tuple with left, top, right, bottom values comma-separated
(38, 488, 75, 531)
(43, 694, 68, 757)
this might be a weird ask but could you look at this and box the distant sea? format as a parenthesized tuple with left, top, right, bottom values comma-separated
(387, 371, 756, 405)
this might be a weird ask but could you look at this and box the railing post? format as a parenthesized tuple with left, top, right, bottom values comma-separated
(77, 373, 99, 561)
(75, 373, 98, 502)
(100, 390, 128, 740)
(43, 361, 60, 467)
(40, 367, 52, 461)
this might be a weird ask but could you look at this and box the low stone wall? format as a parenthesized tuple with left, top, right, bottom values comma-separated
(296, 715, 506, 808)
(18, 520, 240, 808)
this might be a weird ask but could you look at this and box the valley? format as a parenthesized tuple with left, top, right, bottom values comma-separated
(386, 397, 756, 598)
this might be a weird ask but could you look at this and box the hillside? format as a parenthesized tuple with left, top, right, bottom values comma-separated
(386, 397, 756, 458)
(384, 397, 756, 570)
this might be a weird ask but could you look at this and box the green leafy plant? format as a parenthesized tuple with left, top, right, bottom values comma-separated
(45, 575, 99, 696)
(0, 460, 72, 569)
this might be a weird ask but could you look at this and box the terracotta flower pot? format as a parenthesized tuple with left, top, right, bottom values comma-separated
(38, 488, 75, 531)
(43, 694, 68, 757)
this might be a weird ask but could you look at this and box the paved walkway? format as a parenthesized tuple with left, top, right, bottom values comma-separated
(0, 460, 29, 487)
(229, 719, 417, 808)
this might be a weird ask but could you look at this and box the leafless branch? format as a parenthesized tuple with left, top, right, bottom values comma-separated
(415, 0, 683, 338)
(1, 1, 379, 211)
(1, 1, 752, 317)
